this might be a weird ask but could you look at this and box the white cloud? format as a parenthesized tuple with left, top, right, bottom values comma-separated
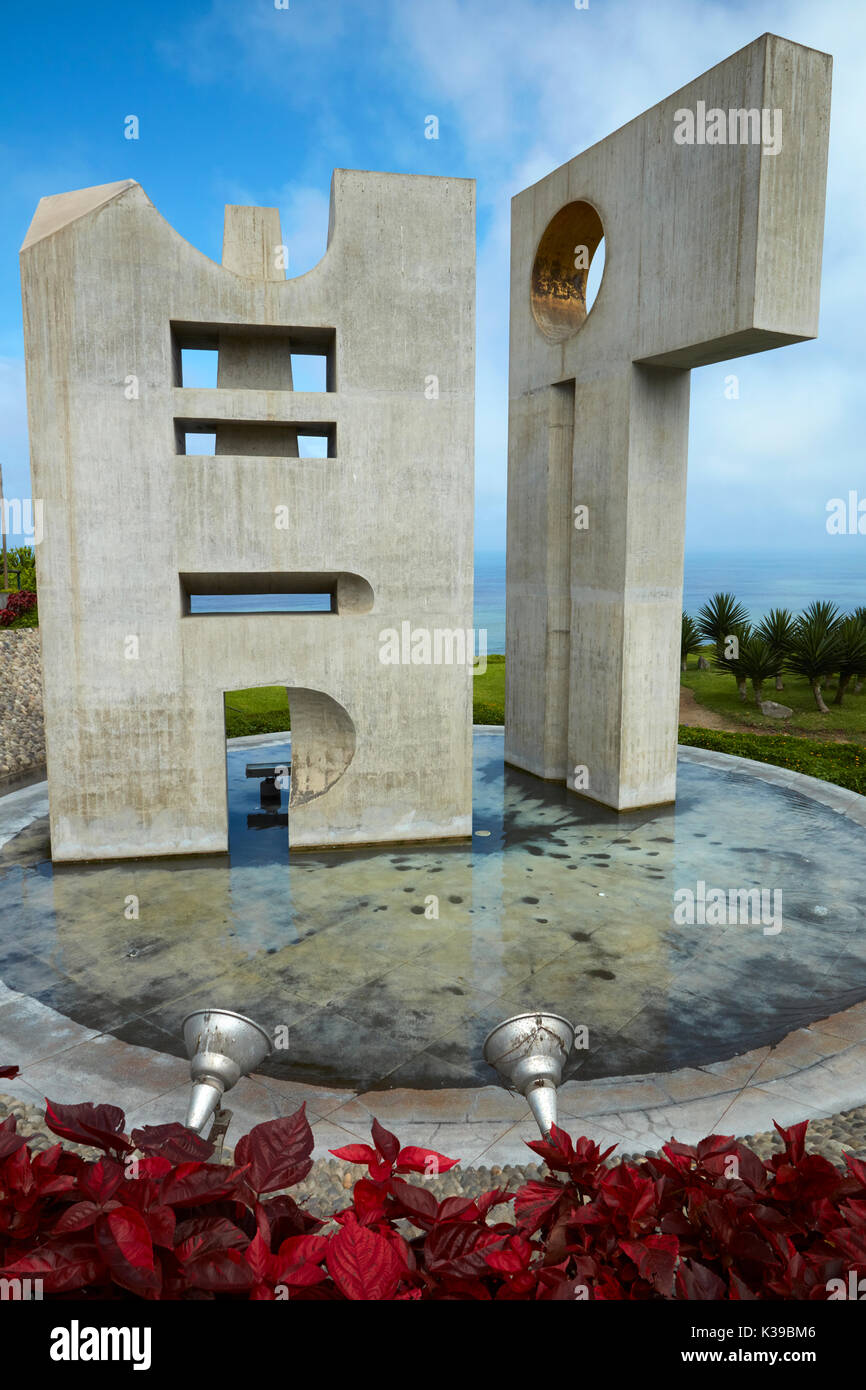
(388, 0, 866, 550)
(157, 0, 348, 88)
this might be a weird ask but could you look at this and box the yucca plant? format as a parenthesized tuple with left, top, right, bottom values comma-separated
(735, 631, 785, 706)
(853, 607, 866, 693)
(786, 608, 843, 713)
(681, 613, 702, 671)
(834, 613, 866, 706)
(697, 592, 750, 647)
(801, 599, 841, 630)
(756, 607, 795, 691)
(712, 621, 751, 702)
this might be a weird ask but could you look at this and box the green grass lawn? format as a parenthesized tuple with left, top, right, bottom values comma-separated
(224, 655, 507, 739)
(681, 648, 866, 743)
(224, 685, 291, 737)
(208, 654, 866, 796)
(677, 725, 866, 795)
(12, 596, 865, 794)
(473, 652, 505, 722)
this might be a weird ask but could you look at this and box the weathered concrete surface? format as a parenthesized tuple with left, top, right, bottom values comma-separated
(506, 33, 831, 810)
(21, 171, 475, 860)
(0, 630, 44, 791)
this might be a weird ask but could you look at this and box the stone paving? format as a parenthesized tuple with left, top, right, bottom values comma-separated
(1, 972, 864, 1166)
(1, 738, 865, 1166)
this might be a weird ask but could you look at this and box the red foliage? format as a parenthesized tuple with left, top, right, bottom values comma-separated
(0, 1089, 864, 1300)
(0, 590, 36, 626)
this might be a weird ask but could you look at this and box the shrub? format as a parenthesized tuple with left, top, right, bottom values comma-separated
(0, 590, 37, 627)
(681, 613, 702, 671)
(0, 1069, 864, 1300)
(473, 699, 504, 724)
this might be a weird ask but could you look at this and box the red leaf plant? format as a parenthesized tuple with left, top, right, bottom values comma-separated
(0, 591, 37, 627)
(0, 1081, 864, 1300)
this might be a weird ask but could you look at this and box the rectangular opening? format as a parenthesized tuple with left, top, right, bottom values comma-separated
(183, 432, 217, 455)
(175, 421, 336, 458)
(180, 572, 338, 616)
(298, 435, 329, 458)
(171, 322, 336, 390)
(180, 348, 219, 389)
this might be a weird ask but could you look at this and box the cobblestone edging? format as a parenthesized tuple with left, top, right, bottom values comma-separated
(3, 1092, 863, 1196)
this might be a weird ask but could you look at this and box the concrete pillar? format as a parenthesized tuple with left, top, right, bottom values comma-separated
(216, 206, 298, 456)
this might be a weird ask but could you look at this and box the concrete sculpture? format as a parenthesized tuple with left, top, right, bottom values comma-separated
(505, 33, 831, 810)
(21, 171, 475, 859)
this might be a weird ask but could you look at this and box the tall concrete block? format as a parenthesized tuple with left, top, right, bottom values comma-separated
(506, 33, 831, 810)
(21, 170, 475, 860)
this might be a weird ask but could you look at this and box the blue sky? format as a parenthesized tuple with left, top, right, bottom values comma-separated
(0, 0, 862, 554)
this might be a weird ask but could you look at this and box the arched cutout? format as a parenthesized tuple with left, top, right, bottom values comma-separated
(284, 687, 356, 808)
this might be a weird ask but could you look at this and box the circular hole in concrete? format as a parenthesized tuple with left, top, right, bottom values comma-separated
(531, 200, 604, 341)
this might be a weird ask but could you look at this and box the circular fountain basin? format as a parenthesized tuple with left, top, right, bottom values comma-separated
(0, 731, 864, 1093)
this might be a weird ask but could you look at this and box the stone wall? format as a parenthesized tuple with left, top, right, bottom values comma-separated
(0, 630, 45, 789)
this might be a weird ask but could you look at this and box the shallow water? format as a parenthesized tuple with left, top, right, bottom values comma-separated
(0, 732, 863, 1090)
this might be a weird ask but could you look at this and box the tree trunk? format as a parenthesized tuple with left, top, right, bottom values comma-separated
(775, 674, 784, 690)
(737, 679, 748, 702)
(752, 679, 764, 705)
(681, 656, 687, 672)
(856, 679, 863, 695)
(834, 673, 852, 706)
(812, 681, 830, 714)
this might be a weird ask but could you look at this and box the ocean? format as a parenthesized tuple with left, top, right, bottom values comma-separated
(476, 549, 866, 655)
(191, 548, 865, 657)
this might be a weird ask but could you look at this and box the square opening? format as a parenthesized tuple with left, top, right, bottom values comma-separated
(179, 348, 219, 389)
(290, 353, 329, 392)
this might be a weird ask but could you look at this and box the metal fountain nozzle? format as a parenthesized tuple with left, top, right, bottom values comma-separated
(182, 1008, 272, 1135)
(482, 1011, 575, 1139)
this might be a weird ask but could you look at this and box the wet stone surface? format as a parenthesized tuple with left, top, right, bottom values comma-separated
(0, 733, 864, 1090)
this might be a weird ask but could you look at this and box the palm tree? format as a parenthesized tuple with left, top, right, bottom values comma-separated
(802, 600, 841, 630)
(697, 592, 750, 647)
(853, 607, 866, 693)
(786, 609, 843, 713)
(756, 607, 795, 691)
(681, 613, 702, 672)
(834, 614, 866, 706)
(735, 631, 783, 706)
(712, 621, 751, 702)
